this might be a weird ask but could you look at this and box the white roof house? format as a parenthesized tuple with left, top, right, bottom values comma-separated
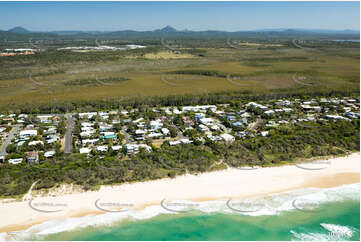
(260, 131, 270, 137)
(8, 158, 23, 165)
(148, 132, 163, 139)
(29, 140, 44, 146)
(80, 147, 91, 154)
(220, 133, 235, 143)
(126, 144, 152, 154)
(264, 110, 275, 115)
(96, 145, 108, 152)
(161, 128, 170, 136)
(111, 145, 122, 151)
(19, 130, 37, 137)
(180, 138, 193, 144)
(182, 105, 217, 112)
(44, 150, 56, 158)
(82, 138, 99, 146)
(199, 117, 214, 125)
(246, 102, 268, 110)
(79, 112, 97, 119)
(169, 140, 181, 146)
(81, 122, 95, 127)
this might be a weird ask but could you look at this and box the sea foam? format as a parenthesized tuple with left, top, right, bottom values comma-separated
(1, 183, 359, 241)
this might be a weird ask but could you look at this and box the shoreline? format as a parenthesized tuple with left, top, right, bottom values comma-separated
(0, 152, 359, 234)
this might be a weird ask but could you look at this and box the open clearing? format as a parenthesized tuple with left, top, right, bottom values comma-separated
(0, 40, 359, 108)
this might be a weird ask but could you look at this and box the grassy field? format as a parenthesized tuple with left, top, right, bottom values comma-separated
(0, 39, 359, 110)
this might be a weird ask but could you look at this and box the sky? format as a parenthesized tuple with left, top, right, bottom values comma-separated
(0, 1, 359, 31)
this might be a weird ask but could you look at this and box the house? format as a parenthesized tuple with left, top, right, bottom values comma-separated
(240, 112, 251, 118)
(266, 121, 279, 127)
(210, 124, 220, 131)
(345, 112, 360, 119)
(82, 138, 99, 146)
(44, 150, 56, 158)
(325, 115, 351, 121)
(27, 151, 39, 164)
(260, 131, 269, 137)
(102, 131, 117, 141)
(96, 145, 108, 152)
(19, 129, 37, 138)
(161, 128, 170, 136)
(111, 145, 122, 151)
(80, 130, 96, 138)
(264, 110, 275, 115)
(283, 108, 293, 113)
(169, 140, 181, 146)
(37, 115, 53, 124)
(126, 144, 151, 154)
(220, 133, 235, 143)
(301, 105, 321, 112)
(47, 136, 60, 144)
(199, 117, 214, 126)
(246, 102, 268, 110)
(179, 138, 193, 144)
(232, 121, 245, 127)
(99, 124, 113, 132)
(135, 129, 147, 140)
(150, 120, 163, 130)
(80, 147, 91, 154)
(81, 122, 94, 127)
(28, 140, 44, 146)
(198, 124, 209, 132)
(195, 113, 206, 121)
(182, 105, 217, 112)
(182, 117, 194, 126)
(79, 112, 97, 119)
(148, 132, 163, 139)
(8, 158, 23, 165)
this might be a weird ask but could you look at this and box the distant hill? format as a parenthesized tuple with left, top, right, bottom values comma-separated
(154, 25, 178, 33)
(1, 25, 359, 41)
(8, 26, 30, 34)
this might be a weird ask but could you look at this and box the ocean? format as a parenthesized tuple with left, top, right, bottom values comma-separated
(2, 183, 359, 241)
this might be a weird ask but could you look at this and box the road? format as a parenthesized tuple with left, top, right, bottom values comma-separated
(0, 125, 20, 156)
(64, 114, 74, 154)
(121, 127, 133, 144)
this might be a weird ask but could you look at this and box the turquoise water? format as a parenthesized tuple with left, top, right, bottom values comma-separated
(4, 183, 357, 241)
(30, 199, 359, 241)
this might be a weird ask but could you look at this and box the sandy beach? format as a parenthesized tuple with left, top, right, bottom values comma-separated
(0, 153, 359, 234)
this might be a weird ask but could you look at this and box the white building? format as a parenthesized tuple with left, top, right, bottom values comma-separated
(19, 130, 37, 137)
(220, 133, 235, 143)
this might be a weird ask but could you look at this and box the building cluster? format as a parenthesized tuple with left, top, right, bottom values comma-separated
(0, 114, 65, 164)
(0, 96, 359, 165)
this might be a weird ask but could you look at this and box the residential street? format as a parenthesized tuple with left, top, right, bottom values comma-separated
(64, 114, 74, 154)
(0, 125, 20, 156)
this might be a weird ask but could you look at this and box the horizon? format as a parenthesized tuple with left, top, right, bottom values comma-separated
(1, 1, 360, 32)
(6, 25, 361, 33)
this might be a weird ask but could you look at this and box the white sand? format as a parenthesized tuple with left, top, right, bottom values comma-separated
(0, 153, 359, 233)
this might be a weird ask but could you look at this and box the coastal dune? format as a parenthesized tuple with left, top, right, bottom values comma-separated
(0, 153, 359, 234)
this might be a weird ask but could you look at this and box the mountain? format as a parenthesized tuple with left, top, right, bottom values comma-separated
(8, 26, 30, 34)
(155, 25, 178, 33)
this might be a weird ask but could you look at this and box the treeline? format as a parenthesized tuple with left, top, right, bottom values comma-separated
(1, 87, 359, 114)
(0, 119, 359, 197)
